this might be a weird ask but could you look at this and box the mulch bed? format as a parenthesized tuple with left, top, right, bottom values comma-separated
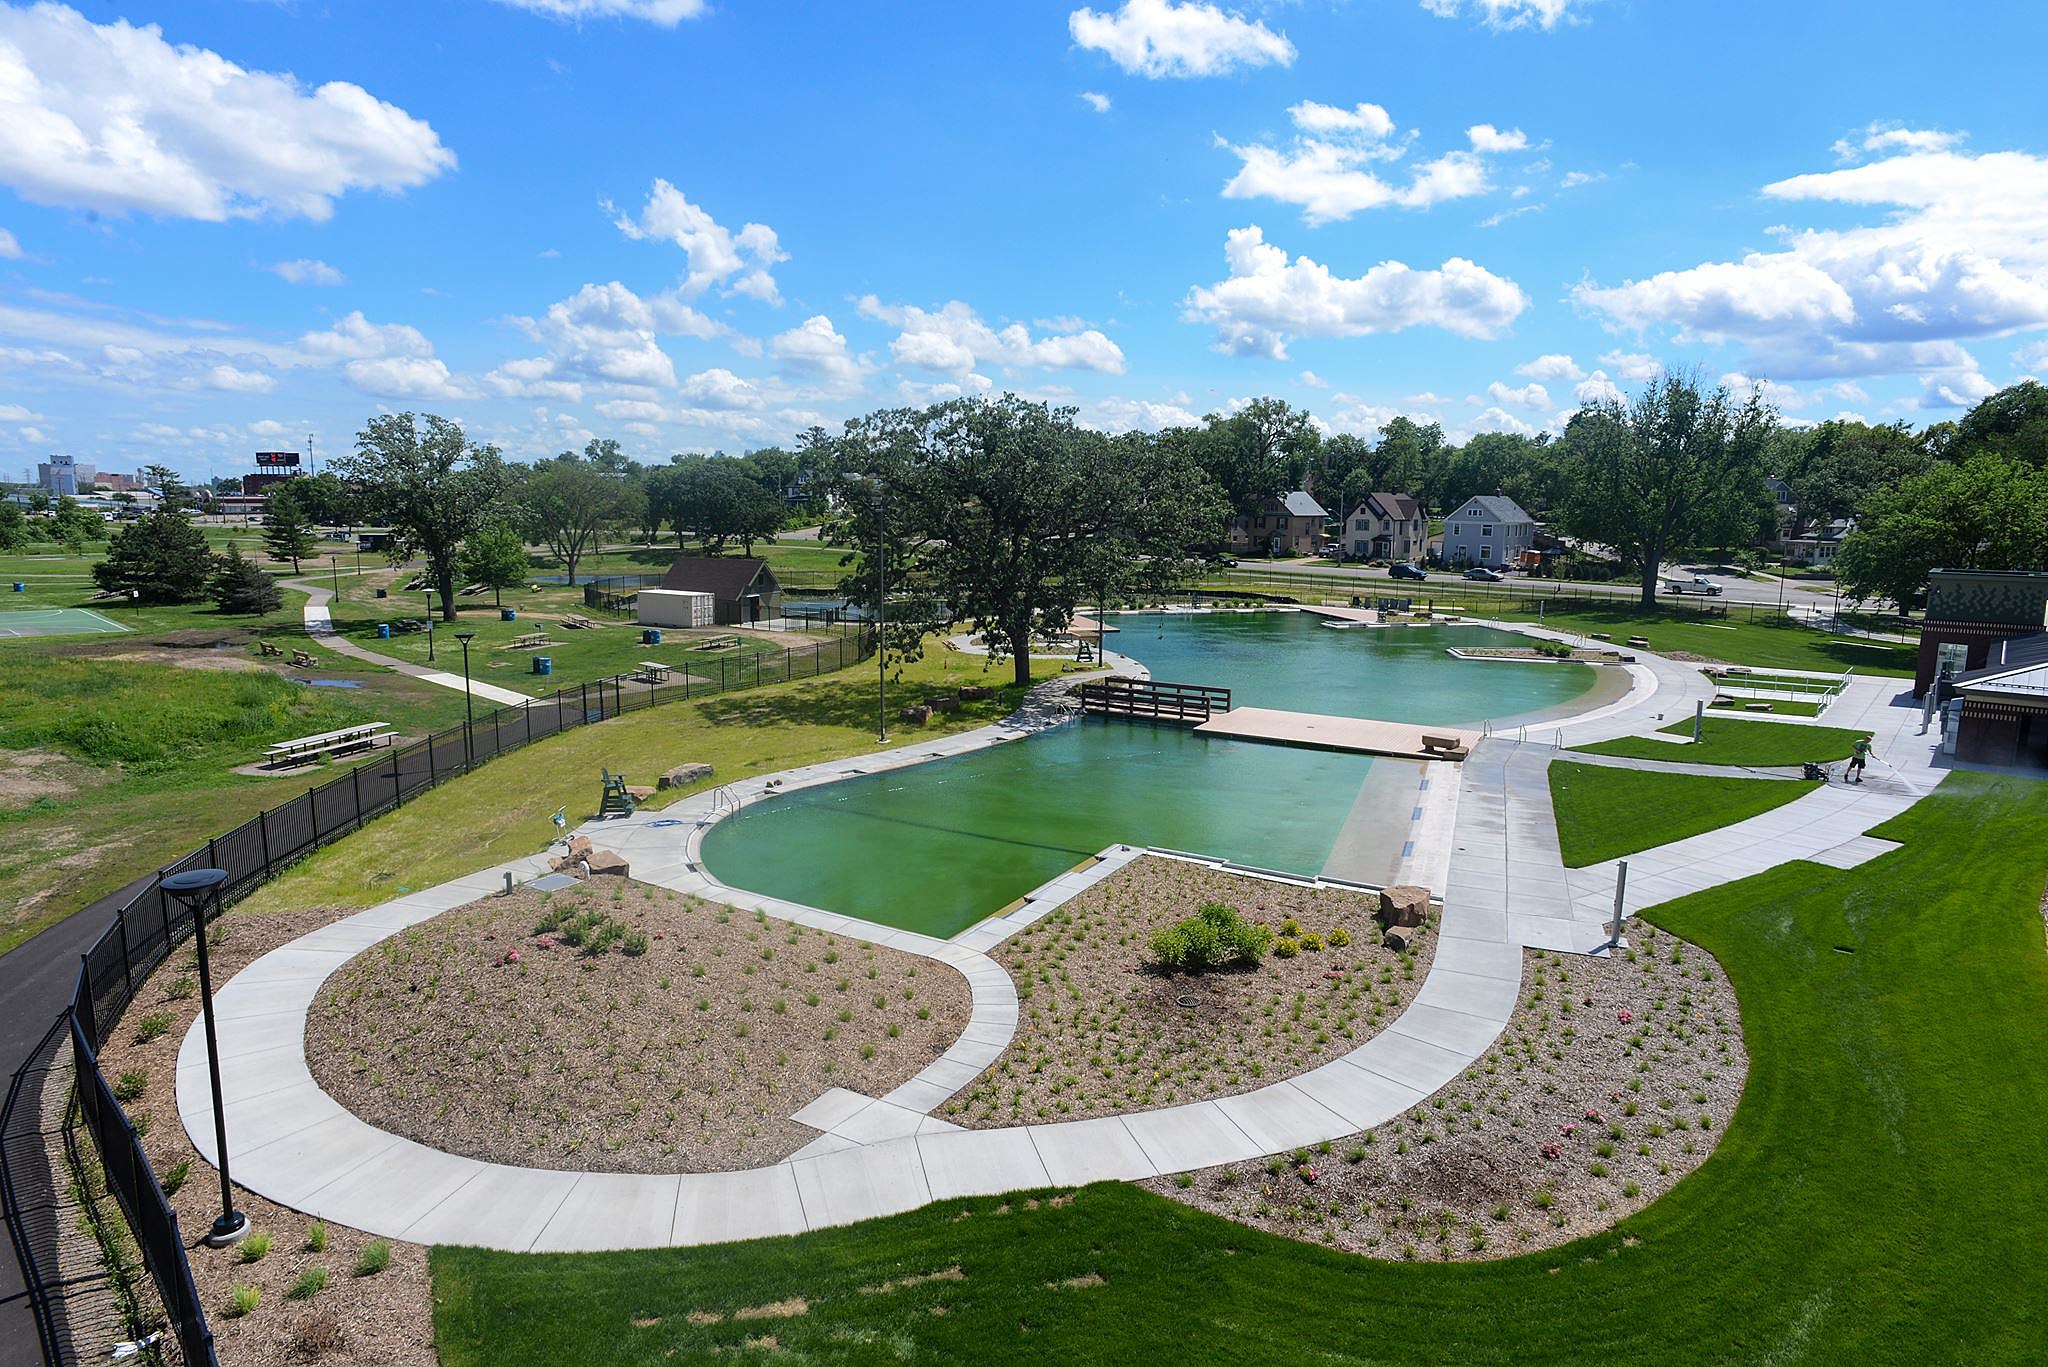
(305, 881, 972, 1173)
(94, 907, 434, 1367)
(1149, 922, 1747, 1260)
(943, 857, 1434, 1127)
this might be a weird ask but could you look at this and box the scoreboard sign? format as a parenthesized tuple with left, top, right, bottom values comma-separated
(254, 451, 301, 468)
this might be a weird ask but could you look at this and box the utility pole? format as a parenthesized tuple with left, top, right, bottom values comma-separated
(875, 479, 888, 745)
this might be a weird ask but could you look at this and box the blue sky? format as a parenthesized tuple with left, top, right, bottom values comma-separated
(4, 0, 2048, 481)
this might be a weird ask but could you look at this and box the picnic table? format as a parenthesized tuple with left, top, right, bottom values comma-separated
(559, 613, 598, 630)
(265, 722, 391, 768)
(634, 660, 672, 683)
(696, 634, 741, 651)
(500, 631, 552, 650)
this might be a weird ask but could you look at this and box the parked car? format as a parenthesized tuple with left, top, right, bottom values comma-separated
(1462, 566, 1504, 582)
(1663, 574, 1724, 596)
(1389, 562, 1428, 581)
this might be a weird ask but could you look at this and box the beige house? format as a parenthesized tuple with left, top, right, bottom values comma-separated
(1344, 492, 1426, 562)
(1228, 491, 1329, 557)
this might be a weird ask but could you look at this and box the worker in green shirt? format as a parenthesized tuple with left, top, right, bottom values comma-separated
(1847, 735, 1872, 783)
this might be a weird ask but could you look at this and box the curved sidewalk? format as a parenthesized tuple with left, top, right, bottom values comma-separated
(291, 576, 537, 709)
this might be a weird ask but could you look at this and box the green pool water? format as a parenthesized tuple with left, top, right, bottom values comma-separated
(1113, 612, 1596, 723)
(700, 724, 1376, 937)
(702, 612, 1599, 936)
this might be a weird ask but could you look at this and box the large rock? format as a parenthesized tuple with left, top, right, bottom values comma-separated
(1377, 884, 1430, 928)
(659, 762, 714, 790)
(1382, 923, 1421, 953)
(900, 703, 932, 724)
(548, 836, 594, 872)
(582, 849, 630, 879)
(928, 695, 961, 713)
(959, 684, 994, 701)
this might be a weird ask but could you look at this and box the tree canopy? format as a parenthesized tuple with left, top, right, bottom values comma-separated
(1834, 454, 2048, 610)
(516, 446, 641, 585)
(92, 507, 214, 604)
(333, 413, 511, 621)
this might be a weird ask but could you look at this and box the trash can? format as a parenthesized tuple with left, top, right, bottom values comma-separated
(501, 608, 517, 622)
(377, 623, 392, 639)
(642, 627, 662, 645)
(10, 582, 22, 593)
(374, 587, 387, 599)
(532, 656, 552, 676)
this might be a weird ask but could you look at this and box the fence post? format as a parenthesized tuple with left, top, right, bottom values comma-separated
(525, 703, 533, 747)
(720, 654, 728, 692)
(116, 910, 132, 1002)
(427, 731, 437, 787)
(256, 807, 272, 877)
(390, 749, 403, 806)
(352, 765, 364, 830)
(581, 681, 589, 721)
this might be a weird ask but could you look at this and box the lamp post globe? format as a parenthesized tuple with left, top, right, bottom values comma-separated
(158, 866, 248, 1247)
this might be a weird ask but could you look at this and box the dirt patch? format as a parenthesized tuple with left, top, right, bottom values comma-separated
(0, 748, 102, 807)
(305, 881, 973, 1172)
(944, 857, 1432, 1127)
(734, 1297, 809, 1320)
(98, 647, 269, 673)
(859, 1265, 964, 1295)
(1150, 923, 1747, 1261)
(91, 908, 434, 1367)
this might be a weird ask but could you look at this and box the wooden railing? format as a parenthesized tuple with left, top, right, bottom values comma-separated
(1077, 678, 1232, 724)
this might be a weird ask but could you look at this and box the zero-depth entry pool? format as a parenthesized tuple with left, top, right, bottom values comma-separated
(700, 614, 1605, 937)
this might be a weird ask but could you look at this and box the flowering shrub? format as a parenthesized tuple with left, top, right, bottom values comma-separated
(1148, 902, 1274, 971)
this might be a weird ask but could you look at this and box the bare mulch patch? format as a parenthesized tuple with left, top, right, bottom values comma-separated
(1150, 923, 1747, 1261)
(306, 881, 972, 1173)
(944, 857, 1434, 1127)
(0, 748, 104, 807)
(94, 907, 432, 1367)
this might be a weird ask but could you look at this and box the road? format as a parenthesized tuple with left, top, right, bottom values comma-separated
(1217, 560, 1844, 610)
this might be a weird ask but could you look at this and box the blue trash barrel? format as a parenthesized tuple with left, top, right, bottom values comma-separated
(377, 623, 391, 639)
(502, 608, 517, 622)
(374, 587, 387, 599)
(533, 656, 552, 676)
(10, 582, 22, 592)
(643, 627, 662, 645)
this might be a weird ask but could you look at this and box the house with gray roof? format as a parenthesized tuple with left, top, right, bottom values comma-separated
(1344, 492, 1426, 563)
(1228, 491, 1329, 557)
(1441, 494, 1535, 568)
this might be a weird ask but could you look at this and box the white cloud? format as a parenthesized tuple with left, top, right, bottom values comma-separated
(1598, 349, 1662, 381)
(18, 425, 47, 443)
(1467, 124, 1528, 154)
(344, 356, 465, 400)
(1182, 224, 1529, 359)
(1402, 390, 1455, 406)
(299, 311, 433, 361)
(298, 310, 467, 399)
(1221, 101, 1527, 225)
(1516, 353, 1583, 381)
(1487, 379, 1550, 410)
(0, 403, 40, 421)
(204, 363, 276, 393)
(1422, 0, 1586, 32)
(1086, 396, 1202, 433)
(1577, 137, 2048, 381)
(677, 367, 763, 409)
(1573, 369, 1625, 405)
(1922, 368, 1997, 408)
(1299, 370, 1329, 388)
(1832, 121, 1963, 163)
(486, 0, 708, 25)
(768, 314, 861, 385)
(0, 3, 454, 222)
(609, 179, 788, 302)
(1467, 405, 1537, 436)
(1559, 169, 1605, 189)
(1080, 90, 1112, 114)
(1068, 0, 1295, 78)
(0, 227, 19, 258)
(857, 297, 1127, 376)
(484, 356, 583, 403)
(263, 258, 345, 286)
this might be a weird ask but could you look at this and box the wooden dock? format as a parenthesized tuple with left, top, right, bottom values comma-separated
(1194, 707, 1480, 761)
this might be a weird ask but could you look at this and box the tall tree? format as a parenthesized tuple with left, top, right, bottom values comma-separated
(1784, 419, 1930, 527)
(139, 463, 192, 513)
(459, 522, 531, 607)
(1927, 380, 2048, 468)
(292, 470, 354, 527)
(1553, 373, 1776, 607)
(517, 452, 637, 586)
(1833, 455, 2048, 610)
(0, 501, 27, 552)
(1181, 397, 1319, 523)
(93, 507, 214, 603)
(334, 413, 511, 622)
(262, 480, 318, 572)
(209, 544, 283, 616)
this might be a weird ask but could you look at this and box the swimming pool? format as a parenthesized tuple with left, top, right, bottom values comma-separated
(700, 612, 1602, 935)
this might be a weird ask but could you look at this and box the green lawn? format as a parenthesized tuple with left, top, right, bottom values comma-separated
(234, 641, 1065, 919)
(1574, 717, 1869, 767)
(1547, 760, 1814, 866)
(430, 772, 2048, 1366)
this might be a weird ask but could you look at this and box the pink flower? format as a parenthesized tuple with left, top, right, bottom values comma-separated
(1541, 1143, 1560, 1160)
(536, 936, 555, 949)
(1617, 1009, 1634, 1024)
(1561, 1122, 1577, 1136)
(1585, 1109, 1605, 1124)
(1298, 1166, 1320, 1185)
(503, 950, 520, 965)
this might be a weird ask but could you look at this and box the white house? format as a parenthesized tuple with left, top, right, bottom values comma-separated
(1344, 492, 1426, 562)
(1442, 495, 1535, 568)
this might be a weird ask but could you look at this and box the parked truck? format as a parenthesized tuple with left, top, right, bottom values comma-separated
(1662, 574, 1724, 596)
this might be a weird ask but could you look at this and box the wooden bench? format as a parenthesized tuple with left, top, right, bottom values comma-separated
(1745, 701, 1775, 712)
(290, 649, 316, 668)
(265, 722, 391, 767)
(458, 581, 487, 596)
(500, 632, 552, 650)
(1588, 632, 1612, 642)
(634, 661, 672, 683)
(1626, 636, 1651, 648)
(394, 618, 428, 633)
(258, 640, 284, 658)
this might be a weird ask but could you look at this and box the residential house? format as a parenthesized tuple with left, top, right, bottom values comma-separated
(1441, 495, 1535, 568)
(1228, 491, 1329, 557)
(1344, 492, 1426, 562)
(659, 556, 784, 625)
(1781, 518, 1853, 567)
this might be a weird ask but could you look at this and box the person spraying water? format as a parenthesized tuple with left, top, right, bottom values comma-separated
(1846, 734, 1873, 784)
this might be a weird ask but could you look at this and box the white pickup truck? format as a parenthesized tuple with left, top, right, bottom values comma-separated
(1663, 574, 1725, 597)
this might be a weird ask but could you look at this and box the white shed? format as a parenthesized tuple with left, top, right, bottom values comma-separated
(637, 588, 716, 629)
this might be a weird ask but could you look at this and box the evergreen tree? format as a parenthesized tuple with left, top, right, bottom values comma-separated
(262, 480, 319, 571)
(210, 544, 284, 616)
(92, 508, 214, 603)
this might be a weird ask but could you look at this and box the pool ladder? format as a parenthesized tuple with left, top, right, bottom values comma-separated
(700, 784, 740, 824)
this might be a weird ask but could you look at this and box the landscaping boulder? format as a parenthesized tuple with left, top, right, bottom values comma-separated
(581, 849, 630, 879)
(928, 695, 961, 713)
(959, 684, 994, 701)
(1382, 923, 1421, 953)
(1377, 884, 1430, 929)
(659, 762, 715, 790)
(900, 703, 932, 724)
(549, 836, 594, 872)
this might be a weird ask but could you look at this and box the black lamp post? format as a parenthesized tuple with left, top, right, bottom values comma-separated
(328, 554, 339, 598)
(424, 589, 436, 662)
(454, 630, 476, 766)
(158, 867, 247, 1247)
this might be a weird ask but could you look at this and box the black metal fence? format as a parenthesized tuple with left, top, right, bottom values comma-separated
(3, 621, 871, 1367)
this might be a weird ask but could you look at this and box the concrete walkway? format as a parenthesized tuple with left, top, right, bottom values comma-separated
(292, 578, 537, 709)
(175, 624, 1943, 1251)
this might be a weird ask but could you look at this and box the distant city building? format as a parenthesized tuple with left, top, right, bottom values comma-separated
(98, 472, 144, 493)
(36, 455, 95, 495)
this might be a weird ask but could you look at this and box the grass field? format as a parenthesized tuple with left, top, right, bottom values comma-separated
(1547, 761, 1814, 867)
(1574, 717, 1869, 767)
(430, 773, 2048, 1366)
(234, 640, 1057, 919)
